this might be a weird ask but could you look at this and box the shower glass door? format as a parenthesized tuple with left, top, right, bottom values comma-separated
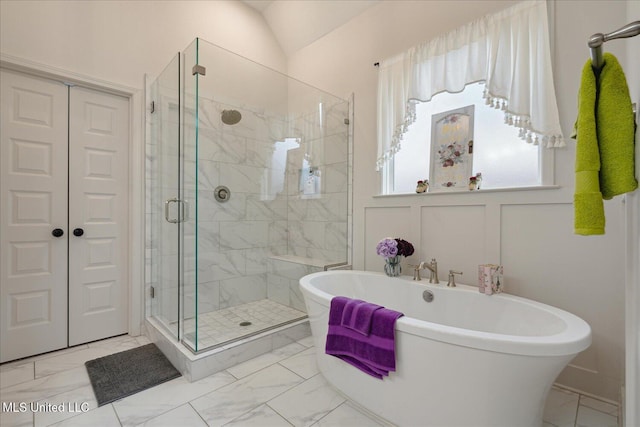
(148, 54, 182, 340)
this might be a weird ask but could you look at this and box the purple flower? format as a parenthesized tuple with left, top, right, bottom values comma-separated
(376, 237, 414, 259)
(376, 238, 398, 258)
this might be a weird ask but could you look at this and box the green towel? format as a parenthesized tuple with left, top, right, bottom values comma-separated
(573, 53, 638, 235)
(573, 58, 605, 235)
(598, 53, 637, 199)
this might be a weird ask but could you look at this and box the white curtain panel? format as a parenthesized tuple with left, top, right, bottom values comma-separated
(376, 0, 564, 170)
(376, 52, 412, 171)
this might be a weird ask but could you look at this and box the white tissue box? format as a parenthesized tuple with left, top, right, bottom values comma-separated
(478, 264, 503, 295)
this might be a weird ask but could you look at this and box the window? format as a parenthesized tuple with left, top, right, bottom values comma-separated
(376, 1, 561, 195)
(387, 82, 542, 194)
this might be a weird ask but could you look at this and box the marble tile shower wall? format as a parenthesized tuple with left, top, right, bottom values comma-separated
(177, 100, 286, 319)
(285, 103, 350, 263)
(190, 98, 349, 318)
(146, 94, 350, 334)
(267, 101, 350, 312)
(267, 260, 323, 312)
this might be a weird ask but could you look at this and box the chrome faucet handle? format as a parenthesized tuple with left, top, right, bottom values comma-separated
(408, 263, 423, 281)
(447, 270, 463, 287)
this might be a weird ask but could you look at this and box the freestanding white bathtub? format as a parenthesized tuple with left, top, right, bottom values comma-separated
(299, 270, 591, 427)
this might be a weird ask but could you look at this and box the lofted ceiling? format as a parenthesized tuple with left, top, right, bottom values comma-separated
(242, 0, 380, 56)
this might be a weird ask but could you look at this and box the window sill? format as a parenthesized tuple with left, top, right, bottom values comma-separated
(374, 185, 561, 198)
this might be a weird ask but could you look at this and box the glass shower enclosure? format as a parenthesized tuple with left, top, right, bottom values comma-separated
(147, 38, 350, 353)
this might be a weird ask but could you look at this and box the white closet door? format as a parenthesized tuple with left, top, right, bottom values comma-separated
(0, 70, 69, 362)
(68, 86, 129, 346)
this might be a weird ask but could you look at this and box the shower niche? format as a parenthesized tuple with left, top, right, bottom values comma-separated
(146, 38, 350, 378)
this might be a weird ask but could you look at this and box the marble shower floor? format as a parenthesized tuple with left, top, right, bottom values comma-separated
(182, 299, 307, 350)
(0, 334, 620, 427)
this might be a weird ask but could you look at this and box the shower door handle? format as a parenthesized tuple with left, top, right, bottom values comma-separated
(165, 198, 181, 223)
(165, 198, 189, 223)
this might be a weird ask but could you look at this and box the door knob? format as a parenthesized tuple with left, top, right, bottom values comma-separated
(51, 228, 64, 237)
(73, 228, 84, 237)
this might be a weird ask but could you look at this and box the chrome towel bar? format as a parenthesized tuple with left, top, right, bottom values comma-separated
(589, 21, 640, 70)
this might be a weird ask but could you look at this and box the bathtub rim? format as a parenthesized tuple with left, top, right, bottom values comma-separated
(299, 270, 592, 357)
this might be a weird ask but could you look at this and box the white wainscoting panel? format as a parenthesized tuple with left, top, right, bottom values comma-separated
(420, 205, 486, 284)
(501, 202, 625, 400)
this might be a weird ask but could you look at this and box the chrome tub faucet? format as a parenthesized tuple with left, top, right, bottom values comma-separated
(423, 258, 439, 284)
(409, 259, 439, 283)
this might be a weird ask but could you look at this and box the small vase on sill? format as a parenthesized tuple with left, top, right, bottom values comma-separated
(384, 256, 402, 277)
(468, 176, 478, 191)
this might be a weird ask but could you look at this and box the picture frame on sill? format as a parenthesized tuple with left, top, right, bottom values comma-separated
(429, 105, 475, 192)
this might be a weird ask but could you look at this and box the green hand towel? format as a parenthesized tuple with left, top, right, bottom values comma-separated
(573, 58, 605, 235)
(597, 53, 638, 200)
(573, 53, 638, 235)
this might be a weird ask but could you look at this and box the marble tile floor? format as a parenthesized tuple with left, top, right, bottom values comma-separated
(0, 334, 619, 427)
(181, 300, 307, 350)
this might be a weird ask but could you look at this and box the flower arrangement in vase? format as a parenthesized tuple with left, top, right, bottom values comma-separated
(376, 238, 415, 277)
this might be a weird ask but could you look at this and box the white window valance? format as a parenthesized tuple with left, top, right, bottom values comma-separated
(376, 0, 564, 170)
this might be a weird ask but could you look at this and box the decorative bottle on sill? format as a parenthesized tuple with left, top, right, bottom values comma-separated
(416, 180, 429, 193)
(468, 176, 478, 191)
(475, 172, 482, 189)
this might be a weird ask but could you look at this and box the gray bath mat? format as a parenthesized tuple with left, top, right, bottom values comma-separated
(85, 343, 181, 406)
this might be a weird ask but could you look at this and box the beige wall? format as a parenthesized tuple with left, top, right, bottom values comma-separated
(287, 0, 633, 402)
(0, 0, 287, 88)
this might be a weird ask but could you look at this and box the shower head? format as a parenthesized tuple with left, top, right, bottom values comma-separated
(221, 109, 242, 125)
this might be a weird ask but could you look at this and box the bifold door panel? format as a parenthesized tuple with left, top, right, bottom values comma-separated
(67, 86, 129, 346)
(0, 70, 69, 362)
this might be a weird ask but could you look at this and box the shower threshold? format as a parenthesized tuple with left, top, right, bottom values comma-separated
(180, 299, 307, 352)
(145, 308, 310, 382)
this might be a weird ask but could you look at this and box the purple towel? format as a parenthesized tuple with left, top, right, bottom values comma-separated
(340, 299, 383, 336)
(326, 296, 403, 379)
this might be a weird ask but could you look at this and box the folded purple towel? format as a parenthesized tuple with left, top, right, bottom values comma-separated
(326, 296, 403, 379)
(341, 299, 383, 336)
